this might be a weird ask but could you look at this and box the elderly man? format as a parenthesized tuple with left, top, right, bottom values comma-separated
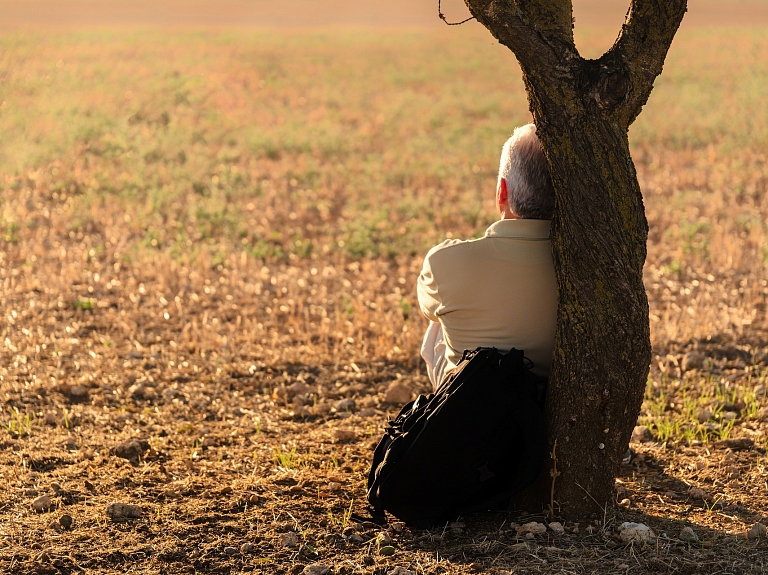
(418, 124, 557, 390)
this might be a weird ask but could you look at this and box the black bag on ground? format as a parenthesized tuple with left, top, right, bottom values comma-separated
(366, 347, 547, 528)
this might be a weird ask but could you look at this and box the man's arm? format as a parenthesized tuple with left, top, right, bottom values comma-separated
(417, 253, 442, 322)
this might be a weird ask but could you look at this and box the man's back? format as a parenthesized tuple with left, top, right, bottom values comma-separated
(418, 218, 557, 378)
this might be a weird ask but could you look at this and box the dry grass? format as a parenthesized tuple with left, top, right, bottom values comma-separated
(0, 26, 767, 574)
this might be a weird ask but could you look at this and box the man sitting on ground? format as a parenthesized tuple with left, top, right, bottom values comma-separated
(418, 124, 558, 390)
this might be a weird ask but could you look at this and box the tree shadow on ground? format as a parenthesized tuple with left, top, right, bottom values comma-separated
(404, 445, 766, 575)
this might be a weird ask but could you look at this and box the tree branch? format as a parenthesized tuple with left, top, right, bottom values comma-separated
(612, 0, 688, 127)
(517, 0, 573, 46)
(463, 0, 574, 75)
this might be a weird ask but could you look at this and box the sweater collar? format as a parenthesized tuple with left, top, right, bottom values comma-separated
(485, 218, 551, 239)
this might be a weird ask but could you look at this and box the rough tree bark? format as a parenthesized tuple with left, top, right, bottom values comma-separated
(462, 0, 688, 519)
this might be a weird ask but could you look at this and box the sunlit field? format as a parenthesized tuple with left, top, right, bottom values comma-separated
(1, 25, 767, 574)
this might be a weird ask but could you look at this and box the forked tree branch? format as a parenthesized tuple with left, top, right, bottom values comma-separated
(463, 0, 571, 77)
(464, 0, 686, 130)
(611, 0, 688, 127)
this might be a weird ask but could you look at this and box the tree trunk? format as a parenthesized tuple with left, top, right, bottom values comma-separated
(463, 0, 688, 519)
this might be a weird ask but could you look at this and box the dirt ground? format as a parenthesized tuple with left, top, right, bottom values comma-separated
(1, 248, 766, 574)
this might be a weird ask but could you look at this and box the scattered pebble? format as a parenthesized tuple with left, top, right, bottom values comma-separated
(714, 437, 753, 451)
(630, 425, 654, 443)
(379, 545, 396, 556)
(377, 531, 392, 545)
(240, 543, 254, 554)
(280, 532, 299, 548)
(33, 495, 52, 513)
(224, 546, 237, 556)
(548, 522, 564, 535)
(517, 521, 546, 536)
(358, 408, 377, 417)
(681, 352, 705, 371)
(43, 412, 58, 425)
(347, 533, 364, 544)
(68, 385, 90, 399)
(449, 521, 465, 535)
(618, 522, 655, 543)
(288, 381, 312, 397)
(696, 409, 712, 423)
(333, 429, 356, 442)
(48, 519, 63, 533)
(387, 568, 415, 575)
(759, 406, 768, 421)
(302, 564, 331, 575)
(129, 384, 157, 401)
(384, 382, 412, 404)
(106, 502, 142, 521)
(59, 514, 73, 530)
(293, 406, 311, 418)
(679, 526, 698, 542)
(50, 482, 63, 494)
(747, 523, 766, 540)
(334, 398, 356, 413)
(113, 438, 150, 464)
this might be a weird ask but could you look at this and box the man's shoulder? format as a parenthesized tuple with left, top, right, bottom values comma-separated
(423, 236, 489, 272)
(426, 236, 484, 258)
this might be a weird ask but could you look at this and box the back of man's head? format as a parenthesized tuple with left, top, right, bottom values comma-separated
(498, 124, 555, 220)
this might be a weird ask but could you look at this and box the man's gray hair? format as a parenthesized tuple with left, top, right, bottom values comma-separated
(498, 124, 555, 220)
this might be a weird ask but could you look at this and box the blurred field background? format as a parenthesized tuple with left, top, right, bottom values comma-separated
(1, 2, 768, 573)
(2, 2, 767, 362)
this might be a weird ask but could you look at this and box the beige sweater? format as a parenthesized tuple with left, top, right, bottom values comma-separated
(417, 218, 558, 377)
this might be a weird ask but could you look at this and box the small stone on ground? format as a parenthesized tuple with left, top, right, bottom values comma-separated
(548, 521, 565, 534)
(280, 532, 299, 548)
(32, 495, 52, 513)
(679, 526, 698, 542)
(302, 564, 331, 575)
(619, 522, 655, 543)
(681, 352, 705, 371)
(518, 522, 546, 536)
(384, 381, 412, 404)
(106, 502, 142, 521)
(113, 438, 150, 464)
(631, 425, 654, 443)
(747, 523, 766, 540)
